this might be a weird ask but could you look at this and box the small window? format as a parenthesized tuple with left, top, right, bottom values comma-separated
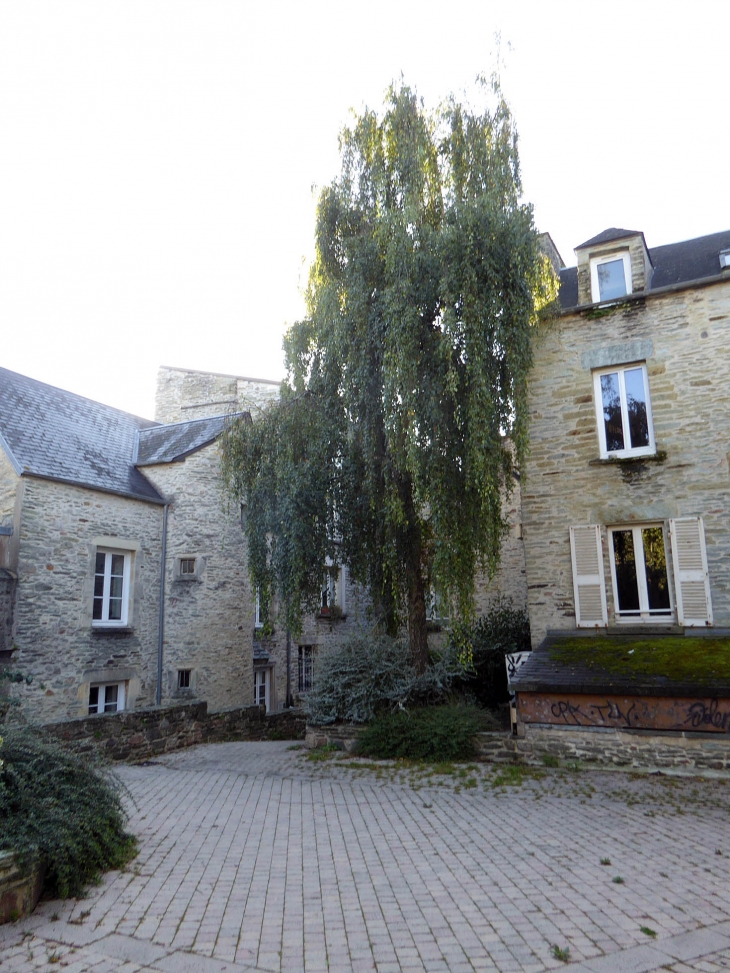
(178, 669, 191, 689)
(426, 588, 449, 624)
(590, 251, 632, 303)
(608, 524, 673, 622)
(180, 558, 196, 577)
(320, 565, 345, 615)
(89, 682, 126, 715)
(254, 586, 264, 629)
(93, 549, 131, 626)
(298, 645, 315, 693)
(593, 364, 655, 459)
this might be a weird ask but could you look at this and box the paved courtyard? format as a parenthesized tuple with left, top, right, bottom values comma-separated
(2, 741, 730, 972)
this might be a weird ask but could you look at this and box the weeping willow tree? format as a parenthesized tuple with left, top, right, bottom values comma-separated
(221, 80, 556, 673)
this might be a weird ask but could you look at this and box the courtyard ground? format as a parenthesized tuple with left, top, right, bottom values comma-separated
(2, 741, 730, 972)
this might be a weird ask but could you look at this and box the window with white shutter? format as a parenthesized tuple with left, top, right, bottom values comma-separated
(669, 517, 713, 626)
(569, 525, 608, 627)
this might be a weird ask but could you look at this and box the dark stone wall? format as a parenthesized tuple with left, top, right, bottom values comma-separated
(44, 701, 306, 762)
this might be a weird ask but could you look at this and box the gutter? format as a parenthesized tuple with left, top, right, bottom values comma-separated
(156, 502, 169, 706)
(560, 269, 730, 317)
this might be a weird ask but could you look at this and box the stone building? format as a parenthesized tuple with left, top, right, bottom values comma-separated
(513, 226, 730, 740)
(3, 362, 526, 724)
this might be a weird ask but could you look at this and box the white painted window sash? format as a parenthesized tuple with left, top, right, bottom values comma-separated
(593, 364, 655, 460)
(93, 550, 130, 627)
(607, 525, 674, 621)
(590, 251, 632, 304)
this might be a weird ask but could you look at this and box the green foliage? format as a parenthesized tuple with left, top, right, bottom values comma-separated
(220, 79, 557, 667)
(0, 728, 136, 898)
(304, 632, 465, 725)
(356, 705, 485, 761)
(548, 636, 730, 683)
(450, 596, 531, 709)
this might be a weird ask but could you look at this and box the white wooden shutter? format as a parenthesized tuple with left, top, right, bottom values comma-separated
(569, 525, 608, 627)
(669, 517, 713, 626)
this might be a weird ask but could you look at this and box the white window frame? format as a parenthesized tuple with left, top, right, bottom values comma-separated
(321, 564, 346, 616)
(607, 523, 674, 623)
(593, 363, 656, 459)
(88, 681, 126, 715)
(92, 548, 131, 627)
(254, 668, 271, 712)
(254, 586, 264, 629)
(590, 251, 632, 303)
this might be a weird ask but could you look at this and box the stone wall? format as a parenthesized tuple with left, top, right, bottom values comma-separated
(9, 477, 164, 722)
(45, 701, 305, 761)
(143, 443, 261, 713)
(522, 277, 730, 646)
(155, 366, 281, 424)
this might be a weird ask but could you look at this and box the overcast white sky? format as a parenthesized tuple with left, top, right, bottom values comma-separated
(2, 1, 729, 418)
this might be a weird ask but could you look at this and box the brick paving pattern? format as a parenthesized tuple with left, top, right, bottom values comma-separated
(2, 741, 730, 972)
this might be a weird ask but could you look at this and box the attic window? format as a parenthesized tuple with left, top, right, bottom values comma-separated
(590, 252, 632, 303)
(720, 249, 730, 270)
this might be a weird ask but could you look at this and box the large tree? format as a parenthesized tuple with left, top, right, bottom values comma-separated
(221, 81, 556, 672)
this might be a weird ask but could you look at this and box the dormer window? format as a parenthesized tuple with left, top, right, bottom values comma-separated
(590, 252, 632, 303)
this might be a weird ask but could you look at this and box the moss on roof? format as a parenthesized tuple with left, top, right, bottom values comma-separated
(548, 637, 730, 685)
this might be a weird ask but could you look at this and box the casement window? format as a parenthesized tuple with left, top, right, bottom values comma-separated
(254, 586, 264, 629)
(92, 549, 131, 626)
(593, 364, 655, 459)
(254, 668, 271, 712)
(298, 645, 315, 693)
(570, 518, 713, 628)
(608, 524, 672, 622)
(180, 558, 195, 577)
(177, 669, 191, 689)
(88, 682, 125, 715)
(590, 251, 632, 303)
(321, 565, 346, 616)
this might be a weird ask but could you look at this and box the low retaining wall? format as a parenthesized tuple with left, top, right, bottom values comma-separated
(515, 723, 730, 771)
(0, 852, 44, 924)
(45, 702, 306, 762)
(306, 724, 520, 762)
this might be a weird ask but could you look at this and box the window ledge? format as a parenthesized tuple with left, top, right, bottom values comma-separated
(319, 610, 346, 621)
(589, 450, 667, 467)
(91, 626, 134, 635)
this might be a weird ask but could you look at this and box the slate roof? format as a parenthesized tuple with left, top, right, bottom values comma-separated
(510, 635, 730, 698)
(0, 367, 165, 503)
(559, 228, 730, 310)
(136, 414, 233, 466)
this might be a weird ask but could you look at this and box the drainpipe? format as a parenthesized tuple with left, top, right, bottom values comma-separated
(285, 628, 292, 709)
(156, 502, 169, 706)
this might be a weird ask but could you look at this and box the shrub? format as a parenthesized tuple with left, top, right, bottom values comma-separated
(305, 632, 465, 725)
(356, 705, 488, 761)
(0, 727, 136, 898)
(451, 597, 531, 709)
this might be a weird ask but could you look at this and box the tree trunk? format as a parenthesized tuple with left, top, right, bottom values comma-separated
(407, 559, 429, 674)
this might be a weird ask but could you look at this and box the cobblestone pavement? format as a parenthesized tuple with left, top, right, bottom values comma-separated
(3, 741, 730, 972)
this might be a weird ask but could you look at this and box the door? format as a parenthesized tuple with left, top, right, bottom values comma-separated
(254, 668, 270, 712)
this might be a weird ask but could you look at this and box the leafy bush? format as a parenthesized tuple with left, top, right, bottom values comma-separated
(0, 727, 136, 897)
(305, 632, 465, 725)
(452, 597, 531, 709)
(356, 705, 489, 761)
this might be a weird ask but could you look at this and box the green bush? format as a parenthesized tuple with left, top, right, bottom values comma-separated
(0, 728, 136, 898)
(305, 632, 467, 725)
(452, 597, 531, 709)
(356, 704, 489, 761)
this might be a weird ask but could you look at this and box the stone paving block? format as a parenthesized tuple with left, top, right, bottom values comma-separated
(581, 943, 674, 973)
(663, 929, 730, 961)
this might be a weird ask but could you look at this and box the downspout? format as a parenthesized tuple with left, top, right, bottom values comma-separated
(156, 502, 169, 706)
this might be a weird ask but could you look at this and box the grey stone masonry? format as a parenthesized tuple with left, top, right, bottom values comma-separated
(9, 477, 163, 722)
(522, 275, 730, 646)
(155, 365, 280, 424)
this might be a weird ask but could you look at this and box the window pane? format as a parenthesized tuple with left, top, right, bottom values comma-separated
(624, 368, 649, 448)
(597, 259, 627, 300)
(600, 373, 625, 452)
(110, 554, 125, 577)
(612, 530, 640, 611)
(95, 552, 106, 573)
(88, 686, 99, 714)
(642, 527, 671, 612)
(103, 684, 119, 712)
